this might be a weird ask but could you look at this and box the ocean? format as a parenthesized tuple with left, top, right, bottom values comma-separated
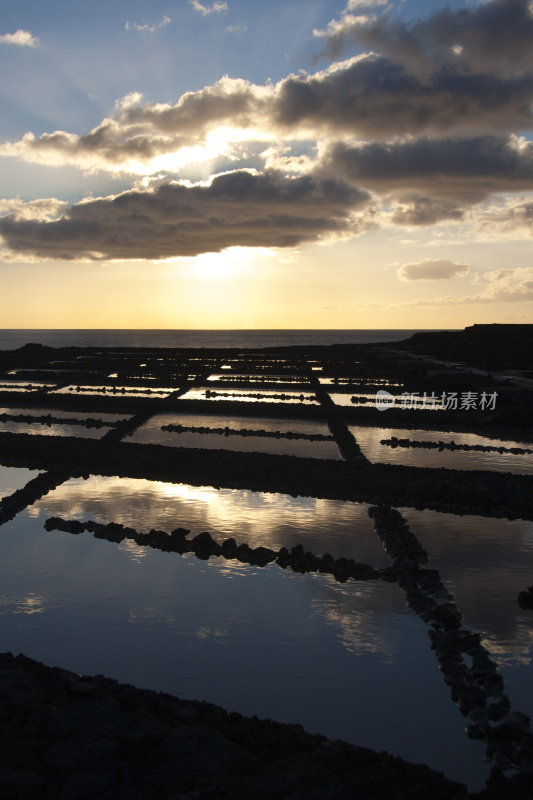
(0, 328, 437, 350)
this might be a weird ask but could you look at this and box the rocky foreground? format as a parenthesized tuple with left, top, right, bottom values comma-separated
(1, 653, 533, 800)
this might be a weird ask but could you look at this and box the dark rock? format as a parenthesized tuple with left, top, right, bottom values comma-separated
(252, 546, 277, 567)
(517, 586, 533, 609)
(235, 543, 254, 563)
(486, 696, 511, 721)
(466, 723, 488, 741)
(220, 538, 237, 558)
(318, 553, 335, 573)
(190, 532, 220, 558)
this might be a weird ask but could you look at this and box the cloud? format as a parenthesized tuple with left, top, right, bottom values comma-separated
(319, 135, 533, 222)
(473, 196, 533, 236)
(0, 170, 372, 261)
(314, 0, 533, 80)
(399, 267, 533, 305)
(398, 259, 469, 281)
(313, 0, 388, 49)
(273, 57, 533, 138)
(189, 0, 228, 16)
(0, 29, 39, 47)
(3, 53, 533, 178)
(390, 197, 464, 227)
(0, 197, 66, 222)
(481, 267, 533, 301)
(225, 24, 247, 35)
(125, 16, 171, 33)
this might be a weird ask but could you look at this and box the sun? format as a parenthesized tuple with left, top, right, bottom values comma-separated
(184, 246, 274, 282)
(192, 251, 237, 281)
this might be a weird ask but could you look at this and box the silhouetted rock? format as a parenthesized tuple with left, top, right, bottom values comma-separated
(517, 586, 533, 609)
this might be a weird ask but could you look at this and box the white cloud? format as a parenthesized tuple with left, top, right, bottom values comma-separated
(0, 29, 39, 47)
(226, 24, 247, 34)
(399, 266, 533, 305)
(0, 197, 66, 222)
(125, 16, 171, 33)
(398, 258, 469, 281)
(313, 0, 387, 52)
(115, 91, 144, 110)
(189, 0, 228, 16)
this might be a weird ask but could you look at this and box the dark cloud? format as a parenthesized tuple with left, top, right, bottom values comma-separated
(316, 0, 533, 79)
(319, 136, 533, 222)
(275, 57, 533, 138)
(391, 197, 463, 227)
(0, 170, 371, 260)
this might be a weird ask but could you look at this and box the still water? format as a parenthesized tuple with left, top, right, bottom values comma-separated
(127, 413, 341, 460)
(0, 465, 41, 497)
(3, 469, 532, 788)
(350, 425, 533, 475)
(179, 387, 319, 404)
(0, 407, 130, 440)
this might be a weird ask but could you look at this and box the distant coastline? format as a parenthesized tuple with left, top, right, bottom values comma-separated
(0, 328, 445, 351)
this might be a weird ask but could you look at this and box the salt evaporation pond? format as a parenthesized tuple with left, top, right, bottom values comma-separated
(0, 470, 489, 789)
(179, 387, 319, 404)
(126, 412, 341, 459)
(0, 465, 41, 497)
(0, 382, 55, 392)
(0, 407, 130, 440)
(400, 507, 533, 745)
(54, 385, 175, 398)
(350, 425, 533, 474)
(207, 373, 310, 384)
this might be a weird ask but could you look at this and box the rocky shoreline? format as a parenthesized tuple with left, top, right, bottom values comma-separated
(3, 651, 533, 800)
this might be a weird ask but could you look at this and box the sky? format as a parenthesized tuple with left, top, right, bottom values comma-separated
(1, 0, 533, 330)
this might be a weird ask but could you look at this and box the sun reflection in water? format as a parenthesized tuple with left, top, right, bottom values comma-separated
(30, 475, 389, 564)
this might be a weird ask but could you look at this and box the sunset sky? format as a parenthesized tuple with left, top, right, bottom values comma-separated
(1, 0, 533, 329)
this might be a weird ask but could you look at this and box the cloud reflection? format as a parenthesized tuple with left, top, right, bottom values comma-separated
(32, 475, 388, 564)
(0, 592, 46, 615)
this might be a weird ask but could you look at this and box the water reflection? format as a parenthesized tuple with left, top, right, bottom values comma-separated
(350, 425, 533, 474)
(332, 393, 442, 409)
(126, 413, 340, 460)
(329, 392, 377, 407)
(0, 382, 53, 391)
(179, 387, 319, 404)
(319, 378, 403, 387)
(0, 421, 111, 439)
(54, 385, 174, 397)
(400, 506, 533, 748)
(0, 509, 488, 788)
(0, 407, 128, 423)
(0, 407, 131, 441)
(0, 591, 46, 615)
(0, 465, 41, 498)
(30, 475, 387, 564)
(401, 506, 533, 660)
(207, 374, 310, 384)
